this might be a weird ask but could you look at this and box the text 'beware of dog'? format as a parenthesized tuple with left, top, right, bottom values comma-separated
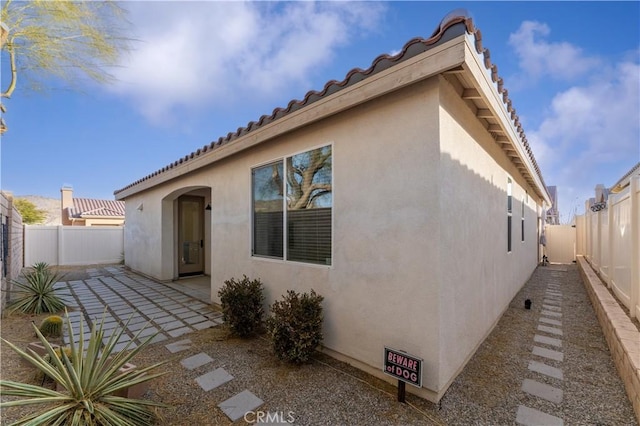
(383, 347, 422, 388)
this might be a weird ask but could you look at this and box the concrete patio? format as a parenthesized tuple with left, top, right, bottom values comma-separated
(53, 264, 219, 351)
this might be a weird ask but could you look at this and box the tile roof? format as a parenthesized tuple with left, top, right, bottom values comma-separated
(68, 198, 125, 218)
(114, 8, 547, 200)
(610, 161, 640, 192)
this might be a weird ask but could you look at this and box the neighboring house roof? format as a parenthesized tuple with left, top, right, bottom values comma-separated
(114, 9, 549, 204)
(610, 162, 640, 193)
(68, 198, 125, 218)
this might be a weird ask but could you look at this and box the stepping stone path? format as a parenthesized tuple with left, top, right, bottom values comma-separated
(219, 390, 265, 422)
(53, 265, 262, 422)
(516, 267, 566, 426)
(166, 337, 265, 422)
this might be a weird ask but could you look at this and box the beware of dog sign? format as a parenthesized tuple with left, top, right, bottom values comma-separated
(383, 347, 423, 388)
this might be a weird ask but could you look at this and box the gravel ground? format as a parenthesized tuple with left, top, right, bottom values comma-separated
(438, 264, 638, 425)
(1, 264, 637, 425)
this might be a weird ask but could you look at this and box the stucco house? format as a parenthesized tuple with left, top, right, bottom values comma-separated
(115, 10, 551, 402)
(61, 186, 125, 226)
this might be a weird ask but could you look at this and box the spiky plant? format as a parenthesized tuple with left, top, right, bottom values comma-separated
(0, 311, 169, 425)
(31, 262, 51, 274)
(38, 315, 64, 338)
(8, 268, 66, 314)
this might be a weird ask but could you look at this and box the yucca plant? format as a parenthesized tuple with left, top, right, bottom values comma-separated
(38, 315, 64, 338)
(32, 262, 51, 274)
(8, 267, 66, 314)
(0, 311, 169, 425)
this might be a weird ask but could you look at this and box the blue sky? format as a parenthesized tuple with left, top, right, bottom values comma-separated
(1, 1, 638, 223)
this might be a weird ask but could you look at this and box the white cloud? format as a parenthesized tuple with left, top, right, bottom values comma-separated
(109, 2, 386, 123)
(508, 21, 600, 82)
(509, 19, 639, 221)
(528, 56, 639, 220)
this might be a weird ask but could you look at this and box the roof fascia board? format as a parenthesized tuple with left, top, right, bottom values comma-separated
(461, 34, 551, 206)
(115, 37, 467, 200)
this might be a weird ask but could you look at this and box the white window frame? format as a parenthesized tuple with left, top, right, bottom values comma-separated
(250, 142, 334, 267)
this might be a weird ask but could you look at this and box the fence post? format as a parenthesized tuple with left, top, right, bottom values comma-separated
(596, 209, 602, 280)
(630, 176, 639, 319)
(607, 195, 614, 288)
(585, 202, 591, 261)
(57, 226, 64, 266)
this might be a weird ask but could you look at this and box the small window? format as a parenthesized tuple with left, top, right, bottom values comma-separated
(507, 178, 512, 252)
(521, 197, 525, 242)
(507, 178, 513, 213)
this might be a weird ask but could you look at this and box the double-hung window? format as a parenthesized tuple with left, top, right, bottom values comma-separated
(252, 145, 332, 265)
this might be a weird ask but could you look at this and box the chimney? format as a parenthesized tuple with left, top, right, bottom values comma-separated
(595, 184, 606, 203)
(61, 186, 73, 225)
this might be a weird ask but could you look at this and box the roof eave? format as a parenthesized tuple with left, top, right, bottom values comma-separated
(79, 215, 125, 219)
(458, 33, 551, 206)
(115, 36, 468, 200)
(114, 11, 550, 206)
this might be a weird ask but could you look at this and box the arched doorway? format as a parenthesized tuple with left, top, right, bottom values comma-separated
(161, 186, 211, 301)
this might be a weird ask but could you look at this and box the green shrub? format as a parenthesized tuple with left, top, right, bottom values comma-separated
(0, 311, 168, 425)
(9, 266, 66, 314)
(267, 289, 324, 364)
(39, 315, 64, 338)
(217, 275, 264, 337)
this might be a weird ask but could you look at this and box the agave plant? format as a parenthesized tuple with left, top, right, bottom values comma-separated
(8, 267, 66, 314)
(0, 311, 168, 425)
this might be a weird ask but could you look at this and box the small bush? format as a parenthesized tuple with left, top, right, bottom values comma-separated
(218, 275, 264, 337)
(39, 315, 64, 338)
(267, 289, 324, 364)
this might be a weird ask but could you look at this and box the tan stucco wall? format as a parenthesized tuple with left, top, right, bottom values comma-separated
(124, 186, 211, 279)
(123, 78, 445, 397)
(121, 73, 544, 401)
(436, 76, 542, 393)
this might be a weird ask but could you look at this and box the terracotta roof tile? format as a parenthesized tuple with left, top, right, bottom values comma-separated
(115, 8, 546, 197)
(69, 198, 125, 218)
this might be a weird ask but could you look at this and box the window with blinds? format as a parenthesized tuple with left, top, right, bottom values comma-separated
(252, 145, 332, 265)
(252, 162, 284, 258)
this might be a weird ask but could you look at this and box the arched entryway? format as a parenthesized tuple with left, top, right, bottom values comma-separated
(161, 186, 211, 301)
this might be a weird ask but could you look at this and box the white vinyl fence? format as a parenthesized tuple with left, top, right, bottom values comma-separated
(576, 176, 640, 319)
(24, 226, 124, 266)
(545, 225, 576, 264)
